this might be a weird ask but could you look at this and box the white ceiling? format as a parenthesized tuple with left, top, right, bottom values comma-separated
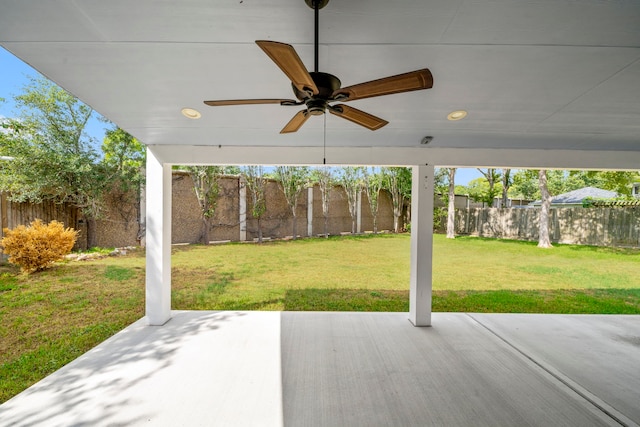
(1, 0, 639, 168)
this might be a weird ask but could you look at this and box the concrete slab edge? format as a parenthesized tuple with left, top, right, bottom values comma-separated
(466, 313, 639, 427)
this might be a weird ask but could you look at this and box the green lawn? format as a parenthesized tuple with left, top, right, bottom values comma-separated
(1, 233, 639, 402)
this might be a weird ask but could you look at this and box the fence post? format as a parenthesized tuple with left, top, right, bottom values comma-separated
(307, 186, 313, 237)
(356, 190, 362, 234)
(239, 176, 247, 242)
(139, 169, 146, 247)
(0, 193, 6, 261)
(603, 208, 610, 246)
(465, 200, 470, 235)
(0, 193, 6, 235)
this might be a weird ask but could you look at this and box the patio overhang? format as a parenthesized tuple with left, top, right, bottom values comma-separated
(0, 1, 638, 168)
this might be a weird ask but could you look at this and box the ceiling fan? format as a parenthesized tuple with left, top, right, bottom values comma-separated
(204, 0, 433, 134)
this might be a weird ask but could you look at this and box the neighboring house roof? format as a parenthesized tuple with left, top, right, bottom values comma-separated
(529, 187, 618, 207)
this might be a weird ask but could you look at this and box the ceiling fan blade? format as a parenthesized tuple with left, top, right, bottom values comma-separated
(332, 68, 433, 102)
(281, 110, 310, 134)
(204, 99, 299, 106)
(329, 104, 388, 131)
(256, 40, 319, 96)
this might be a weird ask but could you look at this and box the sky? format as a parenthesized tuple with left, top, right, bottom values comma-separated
(0, 47, 110, 147)
(0, 47, 483, 185)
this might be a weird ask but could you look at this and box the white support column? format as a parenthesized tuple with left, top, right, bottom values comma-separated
(409, 164, 434, 327)
(145, 148, 172, 326)
(307, 186, 314, 237)
(239, 177, 247, 242)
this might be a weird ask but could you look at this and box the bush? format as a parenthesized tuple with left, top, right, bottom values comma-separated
(1, 219, 78, 274)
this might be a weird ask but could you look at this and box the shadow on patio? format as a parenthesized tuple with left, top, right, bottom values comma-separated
(1, 311, 639, 426)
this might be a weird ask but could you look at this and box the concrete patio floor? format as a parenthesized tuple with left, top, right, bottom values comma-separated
(1, 311, 639, 427)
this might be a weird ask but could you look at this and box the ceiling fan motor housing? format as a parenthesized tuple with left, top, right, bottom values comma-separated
(304, 0, 330, 10)
(293, 72, 341, 114)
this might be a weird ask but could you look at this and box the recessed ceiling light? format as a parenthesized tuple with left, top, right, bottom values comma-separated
(447, 110, 467, 121)
(181, 107, 201, 119)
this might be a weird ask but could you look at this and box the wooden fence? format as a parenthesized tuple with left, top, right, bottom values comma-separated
(0, 191, 138, 250)
(0, 193, 79, 236)
(450, 207, 640, 248)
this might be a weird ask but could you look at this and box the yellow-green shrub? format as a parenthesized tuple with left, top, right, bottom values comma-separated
(1, 219, 78, 274)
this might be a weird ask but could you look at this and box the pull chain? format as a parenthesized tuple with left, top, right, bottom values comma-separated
(323, 113, 326, 165)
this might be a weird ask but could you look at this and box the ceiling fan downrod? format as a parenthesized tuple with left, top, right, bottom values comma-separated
(314, 0, 319, 72)
(306, 0, 329, 72)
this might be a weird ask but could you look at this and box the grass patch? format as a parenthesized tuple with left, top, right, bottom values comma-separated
(1, 233, 639, 402)
(104, 265, 136, 281)
(0, 254, 145, 403)
(0, 321, 130, 401)
(433, 288, 640, 314)
(76, 247, 115, 255)
(0, 273, 18, 292)
(433, 236, 640, 290)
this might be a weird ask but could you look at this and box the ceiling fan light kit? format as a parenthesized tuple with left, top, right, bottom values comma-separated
(204, 0, 433, 133)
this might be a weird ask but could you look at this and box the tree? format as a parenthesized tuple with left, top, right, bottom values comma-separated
(242, 166, 267, 243)
(510, 169, 640, 201)
(476, 168, 501, 207)
(501, 168, 512, 207)
(275, 166, 309, 240)
(312, 167, 334, 237)
(184, 166, 223, 245)
(432, 168, 449, 232)
(537, 169, 553, 248)
(465, 177, 504, 207)
(0, 77, 106, 248)
(399, 168, 413, 227)
(510, 170, 540, 200)
(339, 166, 363, 234)
(102, 128, 145, 177)
(566, 170, 638, 197)
(446, 168, 456, 238)
(362, 167, 384, 234)
(382, 167, 411, 233)
(102, 127, 146, 242)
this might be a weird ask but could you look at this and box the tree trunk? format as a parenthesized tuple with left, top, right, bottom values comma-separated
(501, 168, 511, 208)
(323, 214, 329, 238)
(538, 169, 553, 248)
(201, 217, 210, 245)
(86, 216, 98, 249)
(257, 218, 263, 243)
(487, 176, 495, 207)
(393, 210, 401, 233)
(405, 201, 411, 227)
(292, 212, 298, 240)
(373, 215, 378, 234)
(446, 168, 456, 238)
(137, 185, 145, 246)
